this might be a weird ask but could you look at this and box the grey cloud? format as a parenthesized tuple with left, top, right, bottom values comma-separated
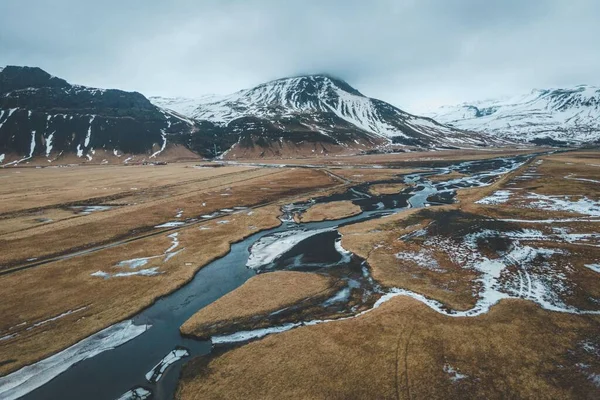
(1, 0, 599, 113)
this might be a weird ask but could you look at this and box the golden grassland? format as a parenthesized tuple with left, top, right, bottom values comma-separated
(368, 183, 409, 196)
(176, 149, 600, 399)
(235, 147, 543, 166)
(0, 165, 345, 375)
(177, 297, 600, 400)
(300, 201, 362, 222)
(181, 271, 337, 339)
(0, 206, 282, 375)
(327, 168, 418, 183)
(0, 166, 339, 267)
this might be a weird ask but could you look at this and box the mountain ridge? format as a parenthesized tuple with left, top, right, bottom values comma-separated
(1, 66, 514, 164)
(151, 74, 504, 156)
(0, 65, 195, 165)
(426, 84, 600, 144)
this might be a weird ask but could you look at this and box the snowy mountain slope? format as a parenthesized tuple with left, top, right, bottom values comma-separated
(0, 66, 195, 165)
(427, 85, 600, 144)
(152, 75, 506, 150)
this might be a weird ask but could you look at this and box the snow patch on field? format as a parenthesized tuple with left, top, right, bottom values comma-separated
(83, 115, 95, 147)
(164, 233, 179, 253)
(0, 320, 149, 400)
(396, 249, 445, 272)
(476, 190, 513, 205)
(154, 221, 185, 228)
(444, 363, 468, 382)
(524, 193, 600, 217)
(71, 205, 111, 215)
(91, 233, 182, 278)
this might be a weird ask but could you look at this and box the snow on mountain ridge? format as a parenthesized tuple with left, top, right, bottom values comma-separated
(151, 74, 480, 145)
(427, 85, 600, 144)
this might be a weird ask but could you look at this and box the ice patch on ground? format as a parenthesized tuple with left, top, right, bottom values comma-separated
(212, 323, 302, 344)
(154, 221, 185, 228)
(322, 287, 351, 306)
(116, 257, 159, 269)
(114, 268, 161, 277)
(164, 233, 179, 253)
(334, 237, 351, 255)
(145, 347, 189, 383)
(0, 320, 149, 400)
(246, 228, 334, 270)
(92, 233, 181, 278)
(70, 205, 112, 215)
(585, 264, 600, 273)
(117, 387, 152, 400)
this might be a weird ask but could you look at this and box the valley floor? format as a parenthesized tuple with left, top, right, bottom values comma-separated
(0, 148, 598, 400)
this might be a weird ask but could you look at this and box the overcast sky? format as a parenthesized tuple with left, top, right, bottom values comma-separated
(1, 0, 598, 113)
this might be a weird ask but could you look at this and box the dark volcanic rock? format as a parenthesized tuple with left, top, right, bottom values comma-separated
(0, 66, 194, 163)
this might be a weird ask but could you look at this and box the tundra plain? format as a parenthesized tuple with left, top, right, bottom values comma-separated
(0, 148, 598, 400)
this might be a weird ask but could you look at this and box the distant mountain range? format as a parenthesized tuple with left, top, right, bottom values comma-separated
(426, 85, 600, 145)
(150, 75, 505, 158)
(9, 66, 595, 164)
(0, 66, 195, 165)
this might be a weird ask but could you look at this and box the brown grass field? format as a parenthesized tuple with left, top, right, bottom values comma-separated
(300, 200, 362, 222)
(234, 147, 541, 165)
(0, 164, 344, 375)
(177, 297, 600, 400)
(368, 182, 409, 196)
(181, 271, 338, 339)
(177, 149, 600, 399)
(2, 148, 597, 399)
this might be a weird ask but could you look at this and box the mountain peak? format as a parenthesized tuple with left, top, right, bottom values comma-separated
(0, 65, 70, 94)
(259, 74, 364, 97)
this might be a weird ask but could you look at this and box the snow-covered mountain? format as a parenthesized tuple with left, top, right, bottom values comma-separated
(426, 85, 600, 145)
(152, 75, 506, 156)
